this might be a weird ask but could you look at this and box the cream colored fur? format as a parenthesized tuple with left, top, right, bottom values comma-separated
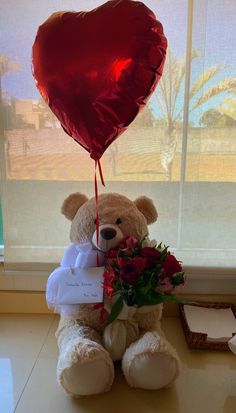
(55, 192, 180, 397)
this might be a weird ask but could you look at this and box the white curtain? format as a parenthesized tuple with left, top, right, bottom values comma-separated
(0, 0, 236, 269)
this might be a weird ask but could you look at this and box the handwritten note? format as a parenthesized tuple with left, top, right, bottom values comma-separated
(56, 266, 104, 304)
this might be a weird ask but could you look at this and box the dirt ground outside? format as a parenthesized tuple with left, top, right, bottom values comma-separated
(4, 127, 236, 182)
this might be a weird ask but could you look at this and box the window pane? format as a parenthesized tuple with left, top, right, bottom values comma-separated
(181, 0, 236, 266)
(1, 0, 187, 264)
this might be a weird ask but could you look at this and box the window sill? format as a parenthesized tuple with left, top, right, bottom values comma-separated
(0, 262, 236, 294)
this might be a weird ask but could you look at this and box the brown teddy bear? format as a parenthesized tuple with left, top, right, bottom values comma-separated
(47, 192, 180, 397)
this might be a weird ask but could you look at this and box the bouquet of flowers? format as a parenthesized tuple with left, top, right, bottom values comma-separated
(103, 236, 185, 323)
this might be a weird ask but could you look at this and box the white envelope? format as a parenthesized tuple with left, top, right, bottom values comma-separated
(55, 266, 104, 305)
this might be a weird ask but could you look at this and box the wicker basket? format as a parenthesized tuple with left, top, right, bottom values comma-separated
(179, 302, 236, 351)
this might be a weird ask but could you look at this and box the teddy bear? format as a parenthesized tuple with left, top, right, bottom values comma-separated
(46, 192, 180, 397)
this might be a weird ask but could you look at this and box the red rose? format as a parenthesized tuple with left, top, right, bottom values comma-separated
(163, 253, 182, 277)
(118, 236, 138, 255)
(105, 248, 119, 259)
(156, 277, 174, 293)
(119, 257, 146, 285)
(103, 268, 115, 300)
(141, 247, 161, 267)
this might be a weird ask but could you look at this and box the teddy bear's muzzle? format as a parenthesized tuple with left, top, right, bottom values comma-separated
(92, 224, 124, 252)
(100, 227, 117, 240)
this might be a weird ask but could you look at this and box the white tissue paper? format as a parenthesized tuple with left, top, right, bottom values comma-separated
(183, 305, 236, 342)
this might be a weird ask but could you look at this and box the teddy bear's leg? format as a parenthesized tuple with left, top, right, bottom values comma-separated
(56, 316, 114, 397)
(122, 330, 180, 390)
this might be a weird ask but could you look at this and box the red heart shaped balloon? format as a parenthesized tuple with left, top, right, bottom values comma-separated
(32, 0, 167, 160)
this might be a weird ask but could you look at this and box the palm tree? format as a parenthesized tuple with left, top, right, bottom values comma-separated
(0, 54, 19, 97)
(154, 49, 236, 180)
(218, 91, 236, 121)
(0, 55, 19, 132)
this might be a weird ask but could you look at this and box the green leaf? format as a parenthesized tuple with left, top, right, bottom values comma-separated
(123, 287, 136, 306)
(106, 296, 124, 325)
(135, 290, 183, 307)
(171, 272, 185, 286)
(135, 291, 163, 306)
(160, 294, 178, 302)
(159, 246, 169, 263)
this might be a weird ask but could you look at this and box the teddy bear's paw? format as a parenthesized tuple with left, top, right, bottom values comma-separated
(57, 340, 114, 397)
(122, 331, 180, 390)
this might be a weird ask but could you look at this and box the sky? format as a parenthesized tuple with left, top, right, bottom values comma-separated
(0, 0, 235, 125)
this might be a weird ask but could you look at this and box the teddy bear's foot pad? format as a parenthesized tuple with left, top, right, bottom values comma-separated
(58, 342, 114, 397)
(122, 331, 180, 390)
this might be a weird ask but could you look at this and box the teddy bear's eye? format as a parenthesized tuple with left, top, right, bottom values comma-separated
(115, 218, 122, 225)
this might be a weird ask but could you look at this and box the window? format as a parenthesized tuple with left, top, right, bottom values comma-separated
(0, 0, 235, 277)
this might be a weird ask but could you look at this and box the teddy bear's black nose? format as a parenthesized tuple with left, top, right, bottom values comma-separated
(100, 227, 117, 240)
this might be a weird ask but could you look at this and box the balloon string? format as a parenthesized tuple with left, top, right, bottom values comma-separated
(94, 159, 106, 266)
(98, 159, 105, 187)
(94, 161, 100, 267)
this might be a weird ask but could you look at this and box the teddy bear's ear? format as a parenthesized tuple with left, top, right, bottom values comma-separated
(134, 196, 158, 225)
(61, 193, 88, 221)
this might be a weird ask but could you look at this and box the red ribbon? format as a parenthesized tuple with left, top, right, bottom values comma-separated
(94, 159, 105, 266)
(98, 158, 105, 186)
